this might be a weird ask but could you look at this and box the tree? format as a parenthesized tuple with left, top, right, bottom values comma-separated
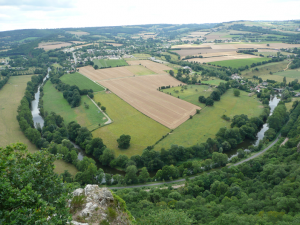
(206, 97, 214, 106)
(234, 89, 240, 97)
(139, 167, 150, 183)
(125, 165, 138, 184)
(212, 152, 228, 167)
(101, 106, 106, 112)
(99, 149, 115, 166)
(94, 65, 99, 69)
(0, 143, 75, 224)
(169, 70, 174, 76)
(117, 134, 131, 149)
(198, 95, 206, 103)
(138, 209, 193, 225)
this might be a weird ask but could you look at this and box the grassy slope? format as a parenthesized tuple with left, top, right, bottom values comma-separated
(60, 72, 104, 92)
(273, 70, 300, 79)
(93, 59, 128, 68)
(93, 92, 170, 157)
(43, 81, 107, 131)
(242, 60, 290, 78)
(154, 89, 264, 151)
(0, 76, 77, 175)
(211, 57, 269, 69)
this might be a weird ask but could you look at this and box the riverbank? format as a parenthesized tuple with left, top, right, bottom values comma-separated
(108, 134, 283, 190)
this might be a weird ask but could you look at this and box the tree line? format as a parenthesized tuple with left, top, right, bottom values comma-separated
(0, 74, 10, 90)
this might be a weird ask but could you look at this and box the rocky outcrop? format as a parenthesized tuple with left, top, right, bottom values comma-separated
(69, 185, 134, 225)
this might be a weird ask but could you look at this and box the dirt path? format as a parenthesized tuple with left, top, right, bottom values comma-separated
(87, 95, 112, 125)
(284, 61, 291, 71)
(109, 135, 281, 190)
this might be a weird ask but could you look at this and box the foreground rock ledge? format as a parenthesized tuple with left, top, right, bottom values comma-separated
(69, 184, 133, 225)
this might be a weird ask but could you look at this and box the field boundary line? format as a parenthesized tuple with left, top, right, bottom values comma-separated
(87, 95, 112, 125)
(77, 71, 107, 90)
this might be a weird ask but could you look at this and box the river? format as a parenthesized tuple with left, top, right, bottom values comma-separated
(227, 95, 281, 160)
(31, 74, 280, 175)
(30, 68, 125, 175)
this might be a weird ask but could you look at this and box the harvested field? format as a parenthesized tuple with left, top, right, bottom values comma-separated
(79, 66, 134, 80)
(71, 41, 85, 44)
(186, 54, 260, 63)
(199, 51, 238, 58)
(97, 75, 200, 129)
(79, 65, 201, 129)
(106, 43, 123, 47)
(37, 42, 72, 50)
(173, 49, 237, 58)
(126, 60, 172, 74)
(124, 65, 156, 76)
(67, 31, 89, 36)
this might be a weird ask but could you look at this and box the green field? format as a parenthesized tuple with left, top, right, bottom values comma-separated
(285, 98, 298, 112)
(154, 89, 264, 151)
(274, 70, 300, 79)
(201, 79, 224, 86)
(161, 85, 214, 107)
(52, 63, 62, 69)
(60, 72, 105, 92)
(43, 81, 107, 131)
(258, 74, 295, 83)
(93, 59, 128, 68)
(211, 57, 269, 69)
(132, 53, 151, 59)
(0, 76, 77, 175)
(242, 60, 290, 78)
(93, 92, 170, 157)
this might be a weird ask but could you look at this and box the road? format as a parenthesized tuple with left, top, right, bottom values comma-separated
(109, 135, 281, 190)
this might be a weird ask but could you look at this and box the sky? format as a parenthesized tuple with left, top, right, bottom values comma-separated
(0, 0, 300, 32)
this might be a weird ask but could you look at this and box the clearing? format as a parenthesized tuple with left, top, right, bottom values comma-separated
(0, 76, 77, 175)
(37, 42, 72, 50)
(93, 92, 170, 157)
(60, 72, 105, 92)
(154, 89, 264, 151)
(43, 81, 108, 131)
(93, 59, 128, 68)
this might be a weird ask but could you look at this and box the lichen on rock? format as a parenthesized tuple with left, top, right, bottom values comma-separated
(69, 184, 134, 225)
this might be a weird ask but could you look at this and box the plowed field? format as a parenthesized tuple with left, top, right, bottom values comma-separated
(127, 60, 172, 74)
(79, 63, 200, 129)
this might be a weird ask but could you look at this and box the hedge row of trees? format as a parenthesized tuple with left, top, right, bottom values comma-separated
(267, 102, 289, 132)
(281, 101, 300, 137)
(0, 74, 9, 90)
(50, 71, 94, 108)
(198, 82, 230, 106)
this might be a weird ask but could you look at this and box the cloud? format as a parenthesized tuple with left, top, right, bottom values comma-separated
(0, 0, 299, 31)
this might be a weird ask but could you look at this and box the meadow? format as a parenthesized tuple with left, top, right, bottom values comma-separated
(242, 60, 290, 78)
(60, 72, 105, 92)
(93, 59, 128, 68)
(154, 89, 264, 151)
(201, 79, 224, 86)
(161, 85, 214, 107)
(258, 74, 295, 83)
(43, 81, 107, 131)
(92, 92, 170, 157)
(273, 70, 300, 79)
(0, 76, 77, 175)
(211, 57, 269, 69)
